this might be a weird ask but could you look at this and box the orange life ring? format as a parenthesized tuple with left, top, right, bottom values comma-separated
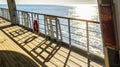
(33, 20, 39, 34)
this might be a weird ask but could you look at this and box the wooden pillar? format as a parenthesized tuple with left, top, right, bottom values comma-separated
(7, 0, 17, 24)
(98, 0, 120, 67)
(114, 0, 120, 60)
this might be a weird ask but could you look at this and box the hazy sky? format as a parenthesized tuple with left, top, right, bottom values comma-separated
(0, 0, 97, 5)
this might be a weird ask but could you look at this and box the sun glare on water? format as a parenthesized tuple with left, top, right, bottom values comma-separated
(70, 5, 99, 21)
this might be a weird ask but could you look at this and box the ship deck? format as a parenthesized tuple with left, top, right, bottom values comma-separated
(0, 18, 102, 67)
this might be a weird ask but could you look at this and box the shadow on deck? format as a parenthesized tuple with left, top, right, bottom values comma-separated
(0, 50, 39, 67)
(0, 18, 102, 67)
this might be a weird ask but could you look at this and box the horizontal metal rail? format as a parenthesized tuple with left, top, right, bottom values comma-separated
(17, 9, 100, 23)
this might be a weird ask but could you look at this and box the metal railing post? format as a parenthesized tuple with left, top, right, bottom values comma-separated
(64, 19, 71, 67)
(68, 19, 71, 47)
(44, 16, 47, 36)
(55, 18, 59, 40)
(86, 22, 90, 67)
(57, 19, 63, 41)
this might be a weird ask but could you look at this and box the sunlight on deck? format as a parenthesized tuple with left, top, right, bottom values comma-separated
(0, 18, 11, 27)
(0, 18, 102, 67)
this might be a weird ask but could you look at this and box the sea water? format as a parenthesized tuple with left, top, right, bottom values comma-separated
(0, 4, 99, 21)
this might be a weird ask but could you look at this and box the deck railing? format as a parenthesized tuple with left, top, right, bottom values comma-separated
(0, 8, 10, 20)
(0, 8, 103, 58)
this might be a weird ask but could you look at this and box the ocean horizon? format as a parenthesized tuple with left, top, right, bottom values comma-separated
(0, 4, 99, 21)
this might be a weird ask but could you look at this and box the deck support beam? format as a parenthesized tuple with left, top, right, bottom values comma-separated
(98, 0, 120, 67)
(7, 0, 17, 24)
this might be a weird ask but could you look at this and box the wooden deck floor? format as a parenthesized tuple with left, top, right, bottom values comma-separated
(0, 18, 103, 67)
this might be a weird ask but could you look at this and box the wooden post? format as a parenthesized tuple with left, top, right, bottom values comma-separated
(98, 0, 119, 67)
(7, 0, 17, 24)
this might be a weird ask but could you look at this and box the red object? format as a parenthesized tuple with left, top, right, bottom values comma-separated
(33, 20, 39, 34)
(100, 5, 116, 48)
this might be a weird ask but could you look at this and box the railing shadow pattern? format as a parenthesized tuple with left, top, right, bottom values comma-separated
(0, 18, 11, 29)
(0, 8, 104, 67)
(0, 24, 102, 67)
(0, 8, 104, 61)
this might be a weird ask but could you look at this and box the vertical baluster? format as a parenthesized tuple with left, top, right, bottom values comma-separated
(57, 19, 63, 41)
(2, 8, 3, 17)
(22, 12, 24, 26)
(27, 13, 30, 29)
(0, 8, 1, 16)
(16, 10, 18, 24)
(8, 10, 10, 20)
(6, 9, 7, 19)
(7, 9, 8, 19)
(26, 12, 28, 28)
(55, 17, 58, 40)
(68, 19, 71, 46)
(18, 11, 20, 25)
(4, 9, 5, 18)
(2, 9, 4, 18)
(23, 12, 25, 26)
(4, 9, 7, 19)
(22, 12, 23, 26)
(20, 11, 21, 25)
(64, 19, 71, 67)
(7, 9, 9, 20)
(44, 16, 47, 37)
(31, 13, 34, 30)
(50, 18, 53, 37)
(86, 22, 90, 67)
(30, 13, 32, 29)
(25, 12, 27, 27)
(37, 14, 39, 33)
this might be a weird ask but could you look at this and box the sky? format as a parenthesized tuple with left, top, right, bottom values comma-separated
(0, 0, 97, 5)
